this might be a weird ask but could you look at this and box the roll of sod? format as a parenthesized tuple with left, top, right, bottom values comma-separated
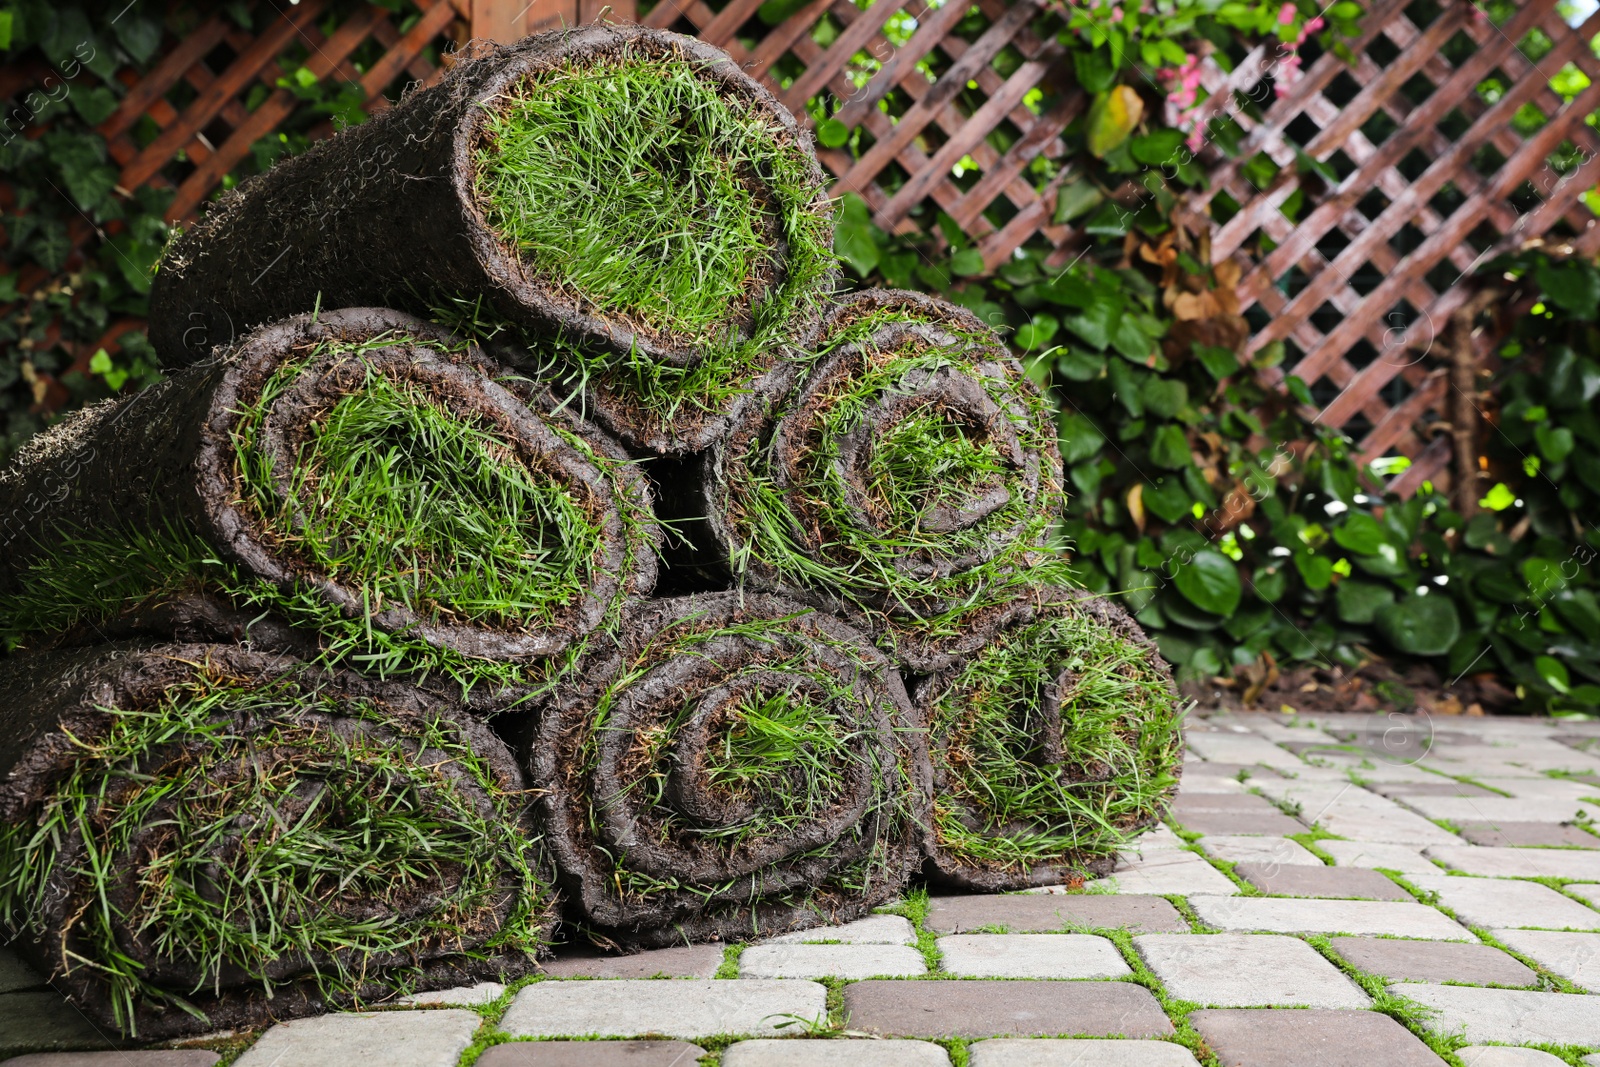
(704, 289, 1067, 671)
(914, 588, 1183, 892)
(0, 643, 555, 1039)
(512, 591, 931, 946)
(0, 308, 658, 695)
(149, 24, 835, 455)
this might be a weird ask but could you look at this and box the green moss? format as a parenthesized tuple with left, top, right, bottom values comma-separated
(0, 670, 552, 1035)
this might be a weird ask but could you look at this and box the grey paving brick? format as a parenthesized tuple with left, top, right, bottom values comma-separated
(1391, 985, 1600, 1045)
(840, 981, 1173, 1040)
(0, 949, 46, 994)
(1122, 824, 1186, 850)
(1563, 883, 1600, 911)
(966, 1039, 1201, 1066)
(1184, 734, 1300, 768)
(1457, 822, 1600, 848)
(1473, 778, 1600, 800)
(1320, 841, 1439, 874)
(721, 1040, 950, 1066)
(1456, 1048, 1568, 1066)
(1189, 1008, 1446, 1066)
(925, 894, 1188, 935)
(1172, 794, 1281, 815)
(539, 945, 724, 979)
(501, 980, 827, 1039)
(1373, 782, 1498, 798)
(766, 915, 916, 944)
(1427, 846, 1600, 880)
(738, 944, 927, 979)
(2, 1055, 218, 1067)
(1408, 872, 1600, 930)
(1087, 850, 1239, 896)
(1402, 796, 1589, 824)
(1199, 836, 1322, 867)
(1171, 810, 1304, 836)
(936, 935, 1130, 979)
(1493, 929, 1600, 989)
(234, 1011, 481, 1067)
(476, 1041, 706, 1067)
(1188, 896, 1469, 939)
(1232, 863, 1410, 900)
(0, 993, 116, 1058)
(1326, 936, 1537, 986)
(1135, 934, 1369, 1008)
(398, 982, 505, 1006)
(1314, 806, 1464, 847)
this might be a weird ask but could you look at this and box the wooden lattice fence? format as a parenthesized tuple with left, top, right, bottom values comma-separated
(4, 0, 1600, 493)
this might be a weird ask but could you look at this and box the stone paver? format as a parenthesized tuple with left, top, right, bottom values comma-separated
(1087, 850, 1239, 896)
(936, 935, 1131, 979)
(1171, 793, 1282, 815)
(738, 944, 927, 979)
(1121, 824, 1187, 850)
(1135, 934, 1369, 1008)
(477, 1042, 707, 1067)
(234, 1011, 481, 1067)
(1188, 896, 1469, 939)
(0, 949, 45, 994)
(1172, 810, 1305, 836)
(1493, 929, 1600, 989)
(1408, 872, 1600, 930)
(1232, 862, 1411, 900)
(1374, 781, 1498, 797)
(767, 915, 916, 944)
(1184, 734, 1300, 768)
(1315, 806, 1465, 847)
(1475, 777, 1600, 800)
(925, 894, 1188, 934)
(2, 1056, 218, 1067)
(1457, 1050, 1568, 1066)
(540, 944, 725, 979)
(1326, 936, 1537, 986)
(501, 980, 827, 1039)
(0, 994, 115, 1057)
(1392, 985, 1600, 1045)
(1458, 822, 1600, 848)
(398, 982, 505, 1006)
(841, 981, 1173, 1039)
(1428, 845, 1600, 880)
(1564, 883, 1600, 911)
(967, 1039, 1201, 1065)
(1320, 840, 1438, 874)
(1200, 835, 1323, 867)
(1188, 1008, 1445, 1066)
(721, 1040, 950, 1066)
(1402, 796, 1589, 824)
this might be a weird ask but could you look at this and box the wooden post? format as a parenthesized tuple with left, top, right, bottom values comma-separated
(1448, 289, 1500, 520)
(471, 0, 634, 41)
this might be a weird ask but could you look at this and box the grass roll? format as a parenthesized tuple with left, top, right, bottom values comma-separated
(511, 591, 930, 946)
(0, 308, 657, 696)
(150, 24, 835, 455)
(0, 643, 555, 1038)
(704, 289, 1067, 670)
(914, 588, 1183, 892)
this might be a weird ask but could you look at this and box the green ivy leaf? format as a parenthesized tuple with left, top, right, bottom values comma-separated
(1174, 549, 1243, 616)
(1252, 564, 1287, 603)
(1534, 655, 1571, 694)
(1054, 348, 1104, 381)
(1536, 259, 1600, 318)
(1195, 344, 1240, 380)
(1332, 512, 1388, 555)
(1148, 423, 1192, 469)
(815, 119, 851, 149)
(1335, 580, 1395, 624)
(0, 10, 13, 51)
(1058, 411, 1105, 464)
(950, 248, 986, 277)
(1130, 128, 1185, 166)
(1142, 477, 1193, 524)
(1376, 595, 1461, 656)
(1015, 313, 1059, 350)
(1295, 551, 1334, 590)
(1480, 483, 1517, 511)
(1072, 48, 1118, 94)
(1535, 424, 1575, 463)
(1054, 181, 1104, 225)
(832, 193, 880, 278)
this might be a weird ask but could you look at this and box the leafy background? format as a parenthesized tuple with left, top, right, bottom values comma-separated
(2, 0, 1597, 715)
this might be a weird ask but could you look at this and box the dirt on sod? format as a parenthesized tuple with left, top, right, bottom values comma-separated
(0, 307, 659, 700)
(0, 642, 555, 1038)
(500, 590, 931, 948)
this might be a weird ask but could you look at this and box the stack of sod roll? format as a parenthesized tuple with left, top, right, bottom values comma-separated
(0, 23, 1183, 1039)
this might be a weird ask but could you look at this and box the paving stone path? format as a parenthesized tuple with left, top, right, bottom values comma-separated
(9, 710, 1600, 1065)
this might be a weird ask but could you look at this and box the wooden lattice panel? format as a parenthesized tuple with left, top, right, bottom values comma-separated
(1176, 0, 1600, 488)
(642, 0, 1083, 268)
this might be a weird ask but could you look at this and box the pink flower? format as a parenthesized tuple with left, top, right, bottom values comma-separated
(1187, 128, 1206, 152)
(1279, 2, 1297, 25)
(1303, 15, 1324, 32)
(1111, 5, 1124, 20)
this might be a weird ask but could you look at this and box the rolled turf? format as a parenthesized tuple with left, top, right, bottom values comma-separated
(150, 24, 835, 455)
(0, 307, 658, 698)
(913, 587, 1183, 892)
(504, 590, 931, 946)
(0, 642, 555, 1038)
(702, 289, 1067, 670)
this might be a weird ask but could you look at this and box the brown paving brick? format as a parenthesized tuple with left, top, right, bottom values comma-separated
(842, 980, 1172, 1039)
(1190, 1008, 1445, 1066)
(925, 894, 1189, 935)
(539, 945, 724, 979)
(1171, 794, 1281, 815)
(1457, 822, 1600, 849)
(4, 1056, 219, 1067)
(477, 1041, 706, 1066)
(1232, 863, 1411, 901)
(1325, 936, 1538, 986)
(1173, 811, 1304, 836)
